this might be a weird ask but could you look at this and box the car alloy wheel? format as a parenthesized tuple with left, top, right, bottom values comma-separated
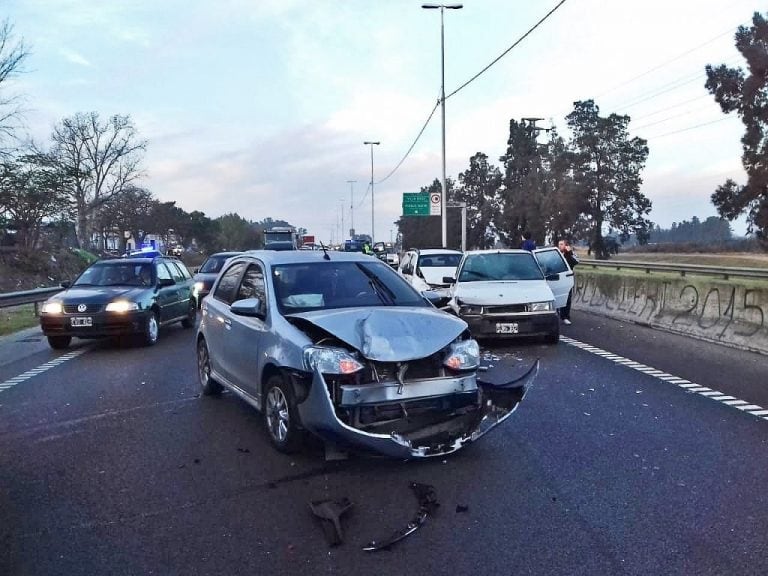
(263, 375, 303, 453)
(143, 311, 159, 346)
(197, 338, 222, 395)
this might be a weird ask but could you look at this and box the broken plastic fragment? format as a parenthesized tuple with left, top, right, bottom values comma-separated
(363, 482, 438, 552)
(310, 497, 353, 546)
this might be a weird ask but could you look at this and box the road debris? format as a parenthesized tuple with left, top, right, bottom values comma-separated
(363, 482, 439, 552)
(310, 497, 353, 546)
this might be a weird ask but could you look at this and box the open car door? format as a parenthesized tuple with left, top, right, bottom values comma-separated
(533, 247, 574, 309)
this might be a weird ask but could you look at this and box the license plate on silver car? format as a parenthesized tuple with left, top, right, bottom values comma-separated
(71, 317, 92, 327)
(495, 322, 518, 334)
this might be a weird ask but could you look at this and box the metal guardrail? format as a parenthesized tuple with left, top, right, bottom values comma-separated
(0, 286, 63, 312)
(580, 259, 768, 280)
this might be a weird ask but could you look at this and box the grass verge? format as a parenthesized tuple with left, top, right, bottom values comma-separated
(0, 304, 39, 337)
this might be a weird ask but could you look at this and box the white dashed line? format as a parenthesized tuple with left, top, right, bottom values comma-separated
(560, 335, 768, 423)
(0, 348, 88, 393)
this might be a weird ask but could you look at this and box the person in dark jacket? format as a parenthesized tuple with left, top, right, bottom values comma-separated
(520, 231, 536, 251)
(558, 239, 579, 324)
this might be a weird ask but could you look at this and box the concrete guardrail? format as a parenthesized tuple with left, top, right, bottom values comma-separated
(572, 260, 768, 356)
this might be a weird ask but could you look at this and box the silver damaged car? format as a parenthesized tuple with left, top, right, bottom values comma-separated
(196, 250, 536, 458)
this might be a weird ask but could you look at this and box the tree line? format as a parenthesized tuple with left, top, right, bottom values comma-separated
(397, 100, 652, 259)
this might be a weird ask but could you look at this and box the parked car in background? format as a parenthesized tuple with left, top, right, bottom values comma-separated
(372, 242, 400, 268)
(196, 250, 536, 458)
(445, 248, 574, 343)
(192, 251, 244, 308)
(398, 248, 463, 292)
(40, 255, 197, 349)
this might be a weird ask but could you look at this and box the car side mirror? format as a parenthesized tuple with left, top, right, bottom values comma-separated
(442, 276, 456, 284)
(60, 281, 71, 289)
(231, 297, 265, 318)
(546, 273, 560, 281)
(158, 277, 175, 287)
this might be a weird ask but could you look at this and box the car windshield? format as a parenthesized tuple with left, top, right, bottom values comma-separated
(419, 253, 462, 268)
(273, 261, 427, 313)
(458, 253, 544, 282)
(199, 255, 232, 274)
(74, 262, 154, 287)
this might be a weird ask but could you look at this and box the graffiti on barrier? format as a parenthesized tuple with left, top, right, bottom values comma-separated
(574, 276, 766, 340)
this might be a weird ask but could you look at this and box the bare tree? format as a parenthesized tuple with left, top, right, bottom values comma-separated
(0, 18, 30, 150)
(51, 112, 146, 248)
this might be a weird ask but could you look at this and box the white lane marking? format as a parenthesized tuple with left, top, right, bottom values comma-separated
(560, 336, 768, 423)
(0, 349, 88, 394)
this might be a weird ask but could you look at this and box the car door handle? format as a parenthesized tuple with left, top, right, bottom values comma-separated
(224, 318, 232, 330)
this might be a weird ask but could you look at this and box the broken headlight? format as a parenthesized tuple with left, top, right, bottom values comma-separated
(458, 304, 482, 315)
(304, 347, 364, 375)
(443, 338, 480, 371)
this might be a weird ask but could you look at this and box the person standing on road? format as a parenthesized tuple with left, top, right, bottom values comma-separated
(520, 231, 536, 251)
(558, 239, 579, 325)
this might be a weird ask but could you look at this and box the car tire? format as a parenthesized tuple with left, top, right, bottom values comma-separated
(197, 338, 222, 396)
(263, 374, 304, 454)
(181, 301, 196, 328)
(142, 311, 160, 346)
(47, 335, 71, 350)
(545, 328, 560, 344)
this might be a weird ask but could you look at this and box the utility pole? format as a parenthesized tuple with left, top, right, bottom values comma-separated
(363, 141, 380, 242)
(346, 180, 356, 236)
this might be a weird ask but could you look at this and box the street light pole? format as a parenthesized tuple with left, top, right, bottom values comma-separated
(346, 180, 356, 236)
(422, 3, 462, 248)
(339, 198, 345, 241)
(363, 141, 380, 242)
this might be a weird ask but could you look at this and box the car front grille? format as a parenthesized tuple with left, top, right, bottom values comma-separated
(482, 304, 527, 314)
(368, 354, 443, 382)
(63, 304, 104, 314)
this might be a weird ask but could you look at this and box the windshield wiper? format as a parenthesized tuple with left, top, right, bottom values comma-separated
(356, 265, 396, 305)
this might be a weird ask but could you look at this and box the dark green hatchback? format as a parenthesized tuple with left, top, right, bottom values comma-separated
(40, 255, 197, 349)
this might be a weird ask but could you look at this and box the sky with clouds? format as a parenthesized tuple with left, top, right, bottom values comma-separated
(3, 0, 760, 242)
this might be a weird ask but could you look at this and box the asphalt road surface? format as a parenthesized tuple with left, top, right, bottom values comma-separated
(1, 311, 767, 576)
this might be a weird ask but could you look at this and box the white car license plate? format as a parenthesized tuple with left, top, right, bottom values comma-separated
(71, 317, 93, 327)
(495, 322, 518, 334)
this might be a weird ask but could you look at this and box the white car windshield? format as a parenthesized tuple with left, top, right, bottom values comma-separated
(458, 253, 544, 282)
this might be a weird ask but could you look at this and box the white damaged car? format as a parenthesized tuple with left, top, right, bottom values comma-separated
(444, 248, 574, 343)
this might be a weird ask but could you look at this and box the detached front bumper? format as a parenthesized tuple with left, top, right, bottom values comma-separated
(296, 361, 537, 458)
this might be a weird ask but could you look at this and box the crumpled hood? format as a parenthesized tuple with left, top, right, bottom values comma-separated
(421, 266, 457, 286)
(454, 280, 554, 306)
(287, 307, 467, 362)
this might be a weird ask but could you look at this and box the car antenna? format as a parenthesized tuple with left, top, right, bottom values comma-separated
(318, 241, 331, 260)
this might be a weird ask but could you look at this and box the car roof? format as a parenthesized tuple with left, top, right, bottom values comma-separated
(206, 251, 244, 258)
(463, 249, 532, 256)
(412, 248, 463, 256)
(238, 249, 380, 265)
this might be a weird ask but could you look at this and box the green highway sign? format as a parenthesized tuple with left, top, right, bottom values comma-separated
(402, 192, 430, 216)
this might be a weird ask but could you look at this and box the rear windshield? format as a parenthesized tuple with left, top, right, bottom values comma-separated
(418, 253, 462, 268)
(273, 261, 427, 313)
(458, 253, 544, 282)
(200, 255, 234, 274)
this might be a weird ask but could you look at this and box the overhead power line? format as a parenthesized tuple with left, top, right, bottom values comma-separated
(595, 24, 741, 99)
(445, 0, 570, 101)
(375, 97, 441, 186)
(646, 115, 737, 139)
